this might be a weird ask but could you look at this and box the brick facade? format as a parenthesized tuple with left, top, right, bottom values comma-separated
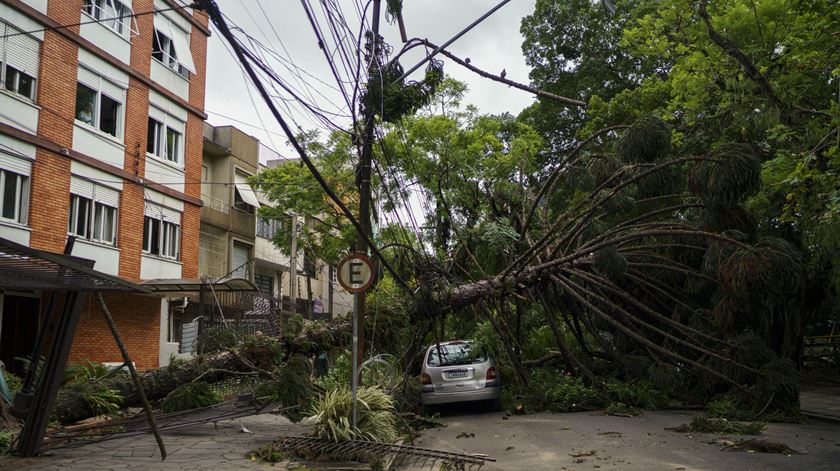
(67, 293, 162, 371)
(0, 1, 209, 370)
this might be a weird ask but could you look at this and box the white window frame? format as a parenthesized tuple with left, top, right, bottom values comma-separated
(143, 210, 180, 260)
(0, 21, 39, 102)
(75, 73, 125, 139)
(152, 28, 189, 79)
(146, 111, 184, 165)
(91, 200, 117, 244)
(0, 169, 29, 225)
(67, 186, 118, 246)
(68, 193, 93, 239)
(81, 0, 136, 39)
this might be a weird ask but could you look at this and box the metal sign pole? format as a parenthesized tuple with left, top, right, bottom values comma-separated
(351, 292, 359, 427)
(337, 252, 374, 430)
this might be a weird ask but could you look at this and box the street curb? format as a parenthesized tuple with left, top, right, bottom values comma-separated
(801, 410, 840, 425)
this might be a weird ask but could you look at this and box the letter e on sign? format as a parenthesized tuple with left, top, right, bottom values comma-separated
(337, 253, 375, 293)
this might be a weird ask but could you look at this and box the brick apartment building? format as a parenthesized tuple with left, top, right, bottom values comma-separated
(0, 0, 209, 372)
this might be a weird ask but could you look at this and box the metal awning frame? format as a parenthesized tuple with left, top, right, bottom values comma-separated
(0, 237, 150, 293)
(140, 277, 258, 293)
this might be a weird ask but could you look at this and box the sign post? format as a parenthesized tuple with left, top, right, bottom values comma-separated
(336, 253, 375, 427)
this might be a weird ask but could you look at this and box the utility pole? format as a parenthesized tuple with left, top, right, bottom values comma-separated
(289, 214, 298, 314)
(355, 0, 382, 379)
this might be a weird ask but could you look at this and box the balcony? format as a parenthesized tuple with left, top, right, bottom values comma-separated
(202, 193, 229, 214)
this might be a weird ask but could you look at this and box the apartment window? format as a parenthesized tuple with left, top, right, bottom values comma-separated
(231, 241, 252, 280)
(254, 274, 273, 297)
(67, 178, 119, 245)
(0, 169, 29, 224)
(147, 116, 183, 164)
(68, 195, 117, 245)
(152, 29, 190, 79)
(68, 194, 92, 239)
(233, 189, 255, 214)
(143, 216, 180, 259)
(0, 22, 40, 101)
(82, 0, 133, 38)
(75, 69, 124, 138)
(233, 171, 260, 214)
(143, 202, 181, 259)
(257, 217, 281, 239)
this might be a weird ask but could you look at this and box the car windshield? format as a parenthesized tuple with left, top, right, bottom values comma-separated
(426, 343, 487, 367)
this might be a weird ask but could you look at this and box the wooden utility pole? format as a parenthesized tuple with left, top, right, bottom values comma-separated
(355, 0, 382, 373)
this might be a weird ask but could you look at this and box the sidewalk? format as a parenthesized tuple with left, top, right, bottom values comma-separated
(801, 386, 840, 423)
(1, 413, 308, 471)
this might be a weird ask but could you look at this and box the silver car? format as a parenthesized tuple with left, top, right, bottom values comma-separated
(420, 340, 501, 412)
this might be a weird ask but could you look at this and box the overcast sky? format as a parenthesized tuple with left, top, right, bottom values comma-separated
(204, 0, 538, 158)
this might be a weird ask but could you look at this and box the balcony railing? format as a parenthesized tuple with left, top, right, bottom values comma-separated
(202, 193, 229, 214)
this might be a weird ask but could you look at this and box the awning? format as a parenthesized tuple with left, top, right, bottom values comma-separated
(168, 20, 196, 74)
(234, 173, 261, 208)
(0, 237, 150, 293)
(155, 12, 196, 74)
(140, 277, 258, 293)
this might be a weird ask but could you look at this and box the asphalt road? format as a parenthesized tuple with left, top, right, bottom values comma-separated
(403, 406, 840, 471)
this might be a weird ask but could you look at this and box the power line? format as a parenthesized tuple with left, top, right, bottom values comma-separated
(199, 0, 411, 293)
(394, 0, 514, 81)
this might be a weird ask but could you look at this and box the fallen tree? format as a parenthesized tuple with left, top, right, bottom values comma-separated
(52, 315, 351, 424)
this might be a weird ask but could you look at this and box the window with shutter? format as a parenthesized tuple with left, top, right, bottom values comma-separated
(143, 201, 181, 259)
(75, 66, 126, 138)
(147, 105, 185, 165)
(231, 242, 251, 280)
(82, 0, 134, 39)
(0, 21, 40, 101)
(68, 176, 119, 245)
(151, 12, 194, 79)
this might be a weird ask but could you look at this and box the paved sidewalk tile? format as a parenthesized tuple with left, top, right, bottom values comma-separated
(1, 414, 309, 471)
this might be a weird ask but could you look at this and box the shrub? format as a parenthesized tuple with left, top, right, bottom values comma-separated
(4, 371, 22, 397)
(0, 430, 16, 455)
(254, 354, 314, 422)
(315, 352, 351, 391)
(605, 402, 641, 416)
(527, 371, 606, 412)
(308, 386, 398, 443)
(246, 443, 289, 463)
(66, 360, 121, 384)
(707, 399, 743, 420)
(59, 382, 124, 418)
(607, 380, 666, 410)
(161, 382, 221, 413)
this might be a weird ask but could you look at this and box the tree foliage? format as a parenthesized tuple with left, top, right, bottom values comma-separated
(244, 0, 840, 419)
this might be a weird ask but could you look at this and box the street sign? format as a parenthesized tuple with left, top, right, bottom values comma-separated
(336, 253, 375, 293)
(336, 252, 376, 428)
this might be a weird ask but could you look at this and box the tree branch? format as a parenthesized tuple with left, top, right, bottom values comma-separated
(698, 2, 781, 106)
(421, 40, 588, 108)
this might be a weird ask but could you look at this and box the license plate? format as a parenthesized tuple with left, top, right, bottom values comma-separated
(448, 370, 468, 379)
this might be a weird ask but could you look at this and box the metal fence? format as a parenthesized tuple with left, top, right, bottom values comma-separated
(175, 290, 331, 353)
